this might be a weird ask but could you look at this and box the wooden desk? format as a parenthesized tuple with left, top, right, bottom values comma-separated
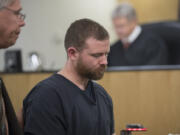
(1, 68, 180, 135)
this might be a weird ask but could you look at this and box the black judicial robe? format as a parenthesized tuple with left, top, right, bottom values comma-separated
(108, 29, 168, 66)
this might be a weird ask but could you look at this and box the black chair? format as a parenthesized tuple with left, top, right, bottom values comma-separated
(141, 21, 180, 65)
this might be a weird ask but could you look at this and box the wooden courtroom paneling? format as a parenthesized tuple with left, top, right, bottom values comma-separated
(98, 70, 180, 135)
(1, 73, 52, 111)
(118, 0, 178, 23)
(1, 70, 180, 135)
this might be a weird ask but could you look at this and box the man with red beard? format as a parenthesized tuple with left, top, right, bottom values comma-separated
(23, 19, 116, 135)
(0, 0, 25, 134)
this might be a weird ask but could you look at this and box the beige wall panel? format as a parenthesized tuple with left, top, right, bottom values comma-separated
(118, 0, 178, 23)
(1, 70, 180, 135)
(98, 70, 180, 135)
(1, 73, 52, 110)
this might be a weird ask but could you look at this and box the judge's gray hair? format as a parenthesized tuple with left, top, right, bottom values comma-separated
(112, 3, 137, 21)
(0, 0, 15, 9)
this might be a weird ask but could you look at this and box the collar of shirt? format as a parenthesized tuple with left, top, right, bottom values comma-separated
(122, 25, 142, 44)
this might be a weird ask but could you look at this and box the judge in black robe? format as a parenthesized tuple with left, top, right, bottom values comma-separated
(108, 3, 168, 66)
(108, 29, 168, 66)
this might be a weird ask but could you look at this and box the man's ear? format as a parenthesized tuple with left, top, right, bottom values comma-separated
(67, 47, 79, 60)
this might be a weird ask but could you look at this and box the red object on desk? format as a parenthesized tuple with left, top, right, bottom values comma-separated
(126, 128, 147, 131)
